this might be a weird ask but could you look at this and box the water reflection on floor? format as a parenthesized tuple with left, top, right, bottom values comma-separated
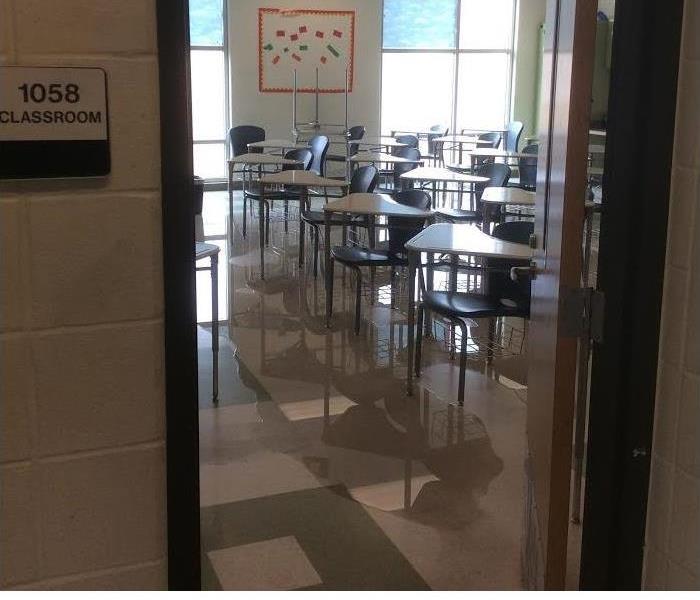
(197, 191, 529, 590)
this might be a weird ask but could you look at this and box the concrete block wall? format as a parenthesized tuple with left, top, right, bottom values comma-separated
(643, 0, 700, 590)
(0, 0, 167, 590)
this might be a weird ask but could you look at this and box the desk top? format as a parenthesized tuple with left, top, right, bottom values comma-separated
(357, 137, 408, 148)
(324, 193, 432, 217)
(433, 134, 481, 145)
(349, 151, 423, 164)
(481, 187, 536, 206)
(247, 139, 303, 150)
(400, 166, 489, 184)
(465, 148, 531, 159)
(406, 223, 532, 259)
(260, 171, 348, 187)
(230, 153, 302, 166)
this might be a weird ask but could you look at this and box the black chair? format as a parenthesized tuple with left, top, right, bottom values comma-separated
(504, 121, 524, 152)
(193, 175, 205, 217)
(415, 220, 534, 405)
(389, 146, 421, 191)
(328, 189, 431, 335)
(259, 148, 313, 241)
(436, 162, 511, 223)
(229, 125, 265, 157)
(328, 125, 366, 162)
(517, 143, 538, 191)
(308, 135, 330, 176)
(301, 165, 380, 277)
(230, 126, 266, 238)
(395, 134, 420, 149)
(425, 127, 449, 165)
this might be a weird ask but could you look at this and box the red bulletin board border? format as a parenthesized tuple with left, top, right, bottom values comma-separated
(258, 7, 356, 93)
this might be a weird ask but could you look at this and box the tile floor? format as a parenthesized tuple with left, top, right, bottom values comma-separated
(196, 189, 538, 590)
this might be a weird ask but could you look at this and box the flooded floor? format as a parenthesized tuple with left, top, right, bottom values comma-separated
(196, 190, 530, 590)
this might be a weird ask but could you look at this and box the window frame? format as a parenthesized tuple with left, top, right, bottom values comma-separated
(380, 0, 518, 135)
(190, 0, 230, 181)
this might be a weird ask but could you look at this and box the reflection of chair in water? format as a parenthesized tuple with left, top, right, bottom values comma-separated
(410, 412, 503, 528)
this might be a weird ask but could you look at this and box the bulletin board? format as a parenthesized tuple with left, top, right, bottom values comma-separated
(258, 8, 355, 93)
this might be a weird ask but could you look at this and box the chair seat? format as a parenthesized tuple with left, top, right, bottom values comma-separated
(435, 208, 482, 222)
(195, 242, 220, 260)
(331, 245, 405, 267)
(422, 290, 524, 320)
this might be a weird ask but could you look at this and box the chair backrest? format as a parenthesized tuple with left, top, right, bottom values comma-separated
(350, 165, 379, 193)
(282, 148, 313, 171)
(478, 131, 502, 148)
(518, 143, 538, 191)
(387, 189, 431, 254)
(308, 135, 330, 176)
(427, 127, 449, 154)
(504, 121, 524, 152)
(474, 162, 511, 204)
(395, 134, 419, 149)
(193, 176, 205, 216)
(347, 125, 366, 156)
(487, 221, 534, 317)
(392, 147, 421, 189)
(229, 125, 265, 157)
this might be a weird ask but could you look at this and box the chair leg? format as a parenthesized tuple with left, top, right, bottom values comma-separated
(313, 226, 319, 278)
(458, 320, 469, 406)
(265, 202, 271, 245)
(487, 317, 496, 365)
(390, 266, 396, 309)
(284, 200, 289, 233)
(327, 256, 335, 325)
(242, 195, 247, 238)
(415, 303, 424, 378)
(354, 267, 362, 335)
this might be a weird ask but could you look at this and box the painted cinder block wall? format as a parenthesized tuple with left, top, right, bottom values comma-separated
(643, 0, 700, 590)
(0, 0, 167, 590)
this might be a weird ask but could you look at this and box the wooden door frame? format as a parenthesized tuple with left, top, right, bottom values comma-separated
(156, 0, 201, 591)
(154, 0, 686, 591)
(580, 0, 685, 590)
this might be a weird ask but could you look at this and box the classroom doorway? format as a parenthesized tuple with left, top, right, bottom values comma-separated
(158, 0, 684, 590)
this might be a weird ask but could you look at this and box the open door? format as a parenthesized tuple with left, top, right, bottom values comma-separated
(522, 0, 597, 590)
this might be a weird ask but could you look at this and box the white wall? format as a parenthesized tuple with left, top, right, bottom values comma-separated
(0, 0, 167, 590)
(643, 0, 700, 590)
(512, 0, 547, 138)
(228, 0, 382, 141)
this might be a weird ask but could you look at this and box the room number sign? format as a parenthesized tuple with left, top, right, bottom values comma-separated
(0, 66, 110, 179)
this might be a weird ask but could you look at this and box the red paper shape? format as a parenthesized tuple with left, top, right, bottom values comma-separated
(320, 56, 327, 64)
(276, 30, 285, 37)
(272, 55, 281, 64)
(299, 25, 307, 33)
(333, 29, 343, 38)
(315, 31, 324, 38)
(290, 33, 298, 41)
(292, 53, 302, 62)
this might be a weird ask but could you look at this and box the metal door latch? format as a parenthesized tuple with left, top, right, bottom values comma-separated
(510, 261, 540, 281)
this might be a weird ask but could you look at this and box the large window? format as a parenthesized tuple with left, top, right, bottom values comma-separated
(190, 0, 228, 180)
(381, 0, 516, 134)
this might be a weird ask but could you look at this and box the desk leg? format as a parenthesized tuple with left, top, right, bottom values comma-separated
(211, 253, 219, 403)
(324, 213, 333, 327)
(425, 252, 434, 338)
(369, 216, 376, 305)
(299, 188, 307, 269)
(259, 186, 266, 280)
(406, 251, 418, 396)
(228, 162, 234, 242)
